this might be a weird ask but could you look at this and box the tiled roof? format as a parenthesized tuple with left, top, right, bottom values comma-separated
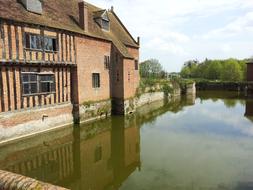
(0, 0, 139, 58)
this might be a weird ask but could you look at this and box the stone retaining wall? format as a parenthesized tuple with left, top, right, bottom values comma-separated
(0, 170, 69, 190)
(122, 92, 172, 115)
(186, 82, 196, 95)
(0, 103, 73, 142)
(79, 99, 111, 123)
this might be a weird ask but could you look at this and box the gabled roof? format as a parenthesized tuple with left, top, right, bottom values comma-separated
(0, 0, 139, 58)
(93, 9, 109, 21)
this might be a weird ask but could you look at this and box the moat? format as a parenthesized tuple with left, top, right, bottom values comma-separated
(0, 91, 253, 190)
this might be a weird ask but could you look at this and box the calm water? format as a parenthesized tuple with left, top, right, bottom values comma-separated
(0, 91, 253, 190)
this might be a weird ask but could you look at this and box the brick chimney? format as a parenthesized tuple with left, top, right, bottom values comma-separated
(137, 37, 140, 45)
(78, 0, 88, 32)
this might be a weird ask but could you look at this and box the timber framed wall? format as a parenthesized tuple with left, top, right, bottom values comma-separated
(0, 19, 77, 113)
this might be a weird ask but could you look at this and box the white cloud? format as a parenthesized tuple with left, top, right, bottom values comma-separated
(202, 11, 253, 39)
(87, 0, 253, 71)
(145, 37, 188, 55)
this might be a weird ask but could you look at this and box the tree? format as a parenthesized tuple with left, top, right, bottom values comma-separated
(140, 59, 164, 78)
(238, 60, 247, 81)
(206, 60, 222, 80)
(180, 58, 246, 81)
(181, 60, 199, 78)
(180, 66, 191, 78)
(220, 59, 243, 81)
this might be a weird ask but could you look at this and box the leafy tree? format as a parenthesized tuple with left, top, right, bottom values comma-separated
(180, 58, 247, 82)
(181, 60, 199, 78)
(206, 60, 222, 80)
(220, 59, 242, 81)
(238, 60, 247, 80)
(140, 59, 164, 78)
(180, 66, 191, 78)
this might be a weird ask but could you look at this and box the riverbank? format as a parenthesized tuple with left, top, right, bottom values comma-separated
(0, 80, 196, 142)
(0, 92, 196, 189)
(196, 80, 253, 93)
(1, 90, 252, 190)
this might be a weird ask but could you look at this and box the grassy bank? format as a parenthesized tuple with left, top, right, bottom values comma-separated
(136, 78, 195, 97)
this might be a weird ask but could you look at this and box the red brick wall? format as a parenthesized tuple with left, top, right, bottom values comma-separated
(76, 36, 111, 103)
(247, 64, 253, 81)
(110, 45, 124, 99)
(110, 46, 140, 99)
(123, 47, 140, 99)
(0, 104, 72, 128)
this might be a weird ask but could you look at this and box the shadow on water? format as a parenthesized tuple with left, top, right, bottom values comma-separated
(0, 91, 253, 190)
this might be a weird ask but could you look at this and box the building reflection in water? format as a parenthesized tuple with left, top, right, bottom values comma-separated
(3, 94, 252, 190)
(0, 115, 141, 190)
(0, 126, 75, 185)
(244, 100, 253, 123)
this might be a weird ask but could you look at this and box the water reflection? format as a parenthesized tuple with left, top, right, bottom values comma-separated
(1, 92, 253, 190)
(0, 116, 141, 190)
(197, 91, 247, 108)
(245, 100, 253, 123)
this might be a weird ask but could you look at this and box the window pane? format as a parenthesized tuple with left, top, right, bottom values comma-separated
(44, 37, 53, 51)
(30, 35, 36, 49)
(53, 39, 57, 51)
(30, 83, 37, 94)
(29, 34, 42, 50)
(22, 74, 29, 82)
(104, 56, 110, 69)
(102, 20, 109, 30)
(25, 33, 30, 48)
(92, 73, 100, 88)
(44, 37, 49, 50)
(41, 82, 51, 93)
(40, 75, 47, 81)
(30, 74, 37, 82)
(135, 60, 139, 70)
(40, 75, 54, 82)
(23, 83, 30, 95)
(36, 36, 42, 49)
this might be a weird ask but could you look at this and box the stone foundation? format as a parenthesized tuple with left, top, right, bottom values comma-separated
(79, 99, 111, 123)
(186, 82, 196, 95)
(113, 92, 173, 115)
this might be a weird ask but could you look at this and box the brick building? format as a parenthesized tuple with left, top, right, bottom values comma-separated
(247, 61, 253, 81)
(0, 0, 140, 139)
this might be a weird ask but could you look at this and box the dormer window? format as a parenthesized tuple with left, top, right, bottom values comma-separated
(20, 0, 43, 15)
(94, 10, 110, 31)
(102, 19, 109, 31)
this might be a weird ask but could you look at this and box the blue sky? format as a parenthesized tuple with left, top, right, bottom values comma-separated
(87, 0, 253, 72)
